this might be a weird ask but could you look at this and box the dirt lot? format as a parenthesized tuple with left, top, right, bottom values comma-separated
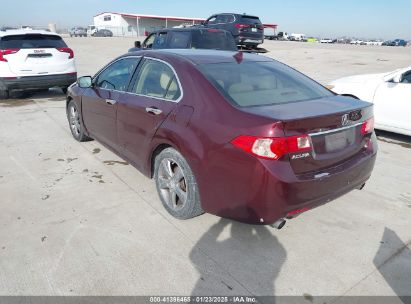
(0, 37, 410, 299)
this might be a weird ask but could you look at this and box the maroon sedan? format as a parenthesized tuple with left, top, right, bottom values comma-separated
(66, 49, 377, 228)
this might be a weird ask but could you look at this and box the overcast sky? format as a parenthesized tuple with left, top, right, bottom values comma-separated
(0, 0, 410, 39)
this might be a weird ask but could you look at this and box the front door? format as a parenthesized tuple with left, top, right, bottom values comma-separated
(373, 70, 411, 132)
(81, 57, 140, 149)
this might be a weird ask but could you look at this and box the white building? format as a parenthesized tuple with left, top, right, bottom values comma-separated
(93, 12, 205, 37)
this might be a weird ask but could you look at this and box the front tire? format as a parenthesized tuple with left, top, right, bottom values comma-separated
(67, 100, 92, 142)
(154, 148, 204, 219)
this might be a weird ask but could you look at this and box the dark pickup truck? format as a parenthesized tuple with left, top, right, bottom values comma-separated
(129, 28, 237, 52)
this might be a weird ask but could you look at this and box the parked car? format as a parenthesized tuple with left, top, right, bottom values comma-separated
(66, 49, 377, 227)
(0, 30, 76, 99)
(69, 27, 87, 37)
(94, 29, 113, 37)
(306, 37, 318, 43)
(290, 33, 306, 41)
(365, 40, 383, 46)
(328, 67, 411, 136)
(350, 39, 363, 45)
(129, 28, 237, 52)
(320, 38, 333, 43)
(393, 39, 407, 47)
(202, 13, 264, 48)
(382, 40, 396, 46)
(276, 31, 289, 40)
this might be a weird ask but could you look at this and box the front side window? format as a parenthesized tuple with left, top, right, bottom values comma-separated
(133, 59, 181, 101)
(143, 34, 156, 49)
(96, 58, 140, 91)
(153, 32, 168, 48)
(199, 61, 333, 107)
(103, 15, 111, 21)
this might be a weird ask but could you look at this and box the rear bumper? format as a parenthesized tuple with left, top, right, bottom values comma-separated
(197, 136, 377, 225)
(235, 34, 264, 46)
(0, 73, 77, 91)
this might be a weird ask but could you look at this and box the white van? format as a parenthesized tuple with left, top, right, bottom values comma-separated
(290, 33, 306, 41)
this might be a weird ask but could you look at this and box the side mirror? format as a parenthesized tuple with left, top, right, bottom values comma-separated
(391, 74, 402, 83)
(78, 76, 93, 88)
(134, 40, 141, 48)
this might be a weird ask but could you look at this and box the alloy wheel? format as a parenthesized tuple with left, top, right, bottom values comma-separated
(69, 105, 81, 137)
(157, 158, 188, 211)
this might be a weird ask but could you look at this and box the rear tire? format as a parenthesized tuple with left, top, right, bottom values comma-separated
(154, 148, 204, 220)
(67, 100, 92, 142)
(0, 90, 9, 100)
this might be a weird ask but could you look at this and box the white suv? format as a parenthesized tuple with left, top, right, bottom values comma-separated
(0, 30, 77, 99)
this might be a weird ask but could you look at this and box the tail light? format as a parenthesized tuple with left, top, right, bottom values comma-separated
(235, 24, 250, 29)
(57, 47, 74, 59)
(257, 25, 264, 30)
(0, 49, 20, 62)
(361, 117, 374, 135)
(231, 134, 312, 160)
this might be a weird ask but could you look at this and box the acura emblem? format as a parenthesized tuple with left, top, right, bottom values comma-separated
(341, 114, 349, 126)
(349, 110, 362, 121)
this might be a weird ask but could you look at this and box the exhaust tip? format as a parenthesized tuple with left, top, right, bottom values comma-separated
(271, 218, 286, 230)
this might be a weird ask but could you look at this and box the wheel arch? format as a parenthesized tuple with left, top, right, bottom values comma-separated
(150, 143, 173, 178)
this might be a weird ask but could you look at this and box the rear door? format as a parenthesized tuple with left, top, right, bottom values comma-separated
(117, 58, 181, 170)
(81, 57, 140, 150)
(0, 34, 73, 76)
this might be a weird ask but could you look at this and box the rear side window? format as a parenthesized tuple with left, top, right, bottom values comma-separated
(240, 16, 262, 25)
(133, 59, 181, 101)
(199, 61, 333, 107)
(191, 30, 237, 51)
(168, 32, 191, 48)
(0, 34, 67, 49)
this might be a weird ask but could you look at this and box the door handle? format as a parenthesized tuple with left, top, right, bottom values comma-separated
(105, 99, 117, 105)
(145, 107, 162, 115)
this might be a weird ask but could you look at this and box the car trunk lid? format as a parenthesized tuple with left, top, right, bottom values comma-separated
(242, 95, 374, 174)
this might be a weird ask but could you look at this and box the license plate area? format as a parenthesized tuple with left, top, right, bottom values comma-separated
(325, 128, 355, 152)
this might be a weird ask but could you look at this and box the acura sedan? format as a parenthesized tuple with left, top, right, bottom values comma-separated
(66, 49, 377, 228)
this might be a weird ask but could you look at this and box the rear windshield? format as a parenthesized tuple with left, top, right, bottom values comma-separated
(240, 16, 262, 24)
(192, 30, 237, 50)
(0, 34, 67, 49)
(199, 61, 333, 107)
